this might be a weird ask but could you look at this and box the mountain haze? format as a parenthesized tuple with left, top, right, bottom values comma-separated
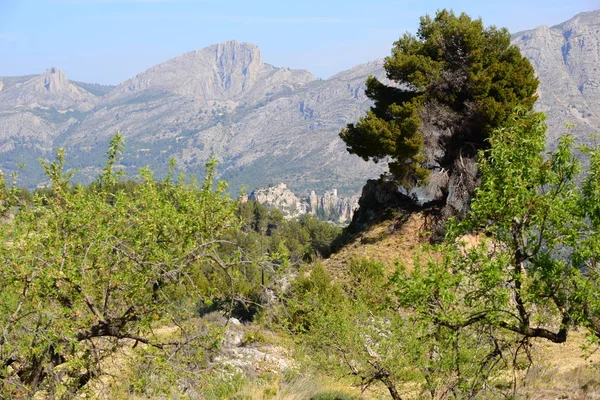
(1, 11, 599, 194)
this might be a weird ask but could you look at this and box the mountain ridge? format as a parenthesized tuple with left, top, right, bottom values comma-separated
(0, 67, 98, 112)
(1, 11, 599, 194)
(105, 41, 316, 104)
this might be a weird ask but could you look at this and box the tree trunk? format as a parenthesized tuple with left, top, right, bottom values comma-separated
(381, 375, 402, 400)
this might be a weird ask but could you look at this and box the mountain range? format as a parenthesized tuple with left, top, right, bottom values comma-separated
(1, 10, 599, 195)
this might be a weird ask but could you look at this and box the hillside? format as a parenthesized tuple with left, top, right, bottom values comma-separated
(4, 11, 600, 398)
(325, 216, 600, 399)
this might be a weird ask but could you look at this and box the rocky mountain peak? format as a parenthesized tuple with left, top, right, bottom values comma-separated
(0, 67, 98, 112)
(512, 9, 600, 147)
(107, 40, 315, 103)
(42, 67, 69, 93)
(208, 40, 263, 77)
(557, 9, 600, 28)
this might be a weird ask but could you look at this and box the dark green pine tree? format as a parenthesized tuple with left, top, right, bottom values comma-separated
(341, 9, 539, 218)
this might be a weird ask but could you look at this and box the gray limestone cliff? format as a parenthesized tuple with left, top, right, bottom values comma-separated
(512, 10, 600, 148)
(0, 68, 100, 182)
(106, 41, 315, 103)
(0, 41, 385, 190)
(248, 183, 307, 219)
(308, 188, 359, 223)
(248, 184, 359, 224)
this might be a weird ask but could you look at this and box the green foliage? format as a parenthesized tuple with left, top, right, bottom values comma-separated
(0, 135, 259, 396)
(235, 200, 342, 262)
(283, 264, 346, 333)
(0, 170, 18, 217)
(286, 260, 426, 400)
(340, 9, 538, 188)
(442, 108, 586, 342)
(0, 133, 344, 396)
(290, 108, 600, 398)
(394, 109, 600, 394)
(96, 130, 125, 187)
(289, 250, 528, 397)
(298, 214, 342, 257)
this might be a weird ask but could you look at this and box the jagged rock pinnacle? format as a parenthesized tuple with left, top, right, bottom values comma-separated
(42, 67, 69, 93)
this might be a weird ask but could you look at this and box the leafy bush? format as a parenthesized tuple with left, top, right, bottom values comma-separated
(286, 108, 600, 399)
(0, 133, 266, 396)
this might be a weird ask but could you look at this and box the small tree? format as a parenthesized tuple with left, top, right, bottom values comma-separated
(295, 109, 600, 398)
(0, 169, 19, 218)
(0, 136, 255, 396)
(341, 10, 538, 218)
(397, 109, 600, 394)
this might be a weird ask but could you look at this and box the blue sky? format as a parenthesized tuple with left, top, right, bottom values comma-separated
(0, 0, 598, 84)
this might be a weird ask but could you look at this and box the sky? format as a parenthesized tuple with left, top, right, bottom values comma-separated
(0, 0, 598, 85)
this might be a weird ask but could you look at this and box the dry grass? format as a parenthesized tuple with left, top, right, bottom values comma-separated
(85, 324, 181, 398)
(325, 213, 433, 277)
(234, 374, 370, 400)
(324, 215, 600, 399)
(518, 331, 600, 399)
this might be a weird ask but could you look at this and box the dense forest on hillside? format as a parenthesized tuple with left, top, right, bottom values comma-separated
(3, 9, 600, 400)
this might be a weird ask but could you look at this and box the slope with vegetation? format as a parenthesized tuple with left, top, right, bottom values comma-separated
(286, 10, 600, 399)
(0, 132, 341, 398)
(2, 9, 600, 400)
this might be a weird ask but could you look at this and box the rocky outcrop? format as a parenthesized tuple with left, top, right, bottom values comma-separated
(308, 188, 359, 223)
(349, 179, 416, 228)
(248, 183, 307, 219)
(248, 184, 359, 224)
(0, 68, 98, 112)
